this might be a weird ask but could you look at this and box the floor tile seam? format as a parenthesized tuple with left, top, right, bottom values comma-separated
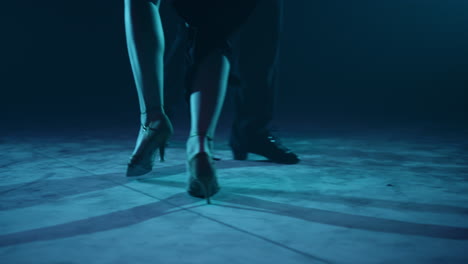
(32, 150, 333, 263)
(115, 183, 333, 264)
(30, 144, 425, 262)
(97, 179, 336, 263)
(192, 212, 334, 264)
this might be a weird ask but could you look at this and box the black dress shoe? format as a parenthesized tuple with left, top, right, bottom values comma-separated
(230, 132, 300, 164)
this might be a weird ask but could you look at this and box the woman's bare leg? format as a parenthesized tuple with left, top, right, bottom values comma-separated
(187, 52, 230, 158)
(125, 0, 173, 177)
(186, 51, 230, 202)
(124, 0, 165, 125)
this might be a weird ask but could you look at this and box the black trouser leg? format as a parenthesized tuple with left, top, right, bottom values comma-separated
(232, 0, 282, 139)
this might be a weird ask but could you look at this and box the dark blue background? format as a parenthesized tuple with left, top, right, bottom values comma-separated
(2, 0, 467, 129)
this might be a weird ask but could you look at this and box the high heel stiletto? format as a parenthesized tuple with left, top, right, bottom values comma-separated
(126, 115, 173, 178)
(186, 136, 220, 204)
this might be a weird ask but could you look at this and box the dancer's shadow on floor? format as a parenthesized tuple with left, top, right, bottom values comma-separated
(0, 192, 201, 247)
(1, 178, 468, 248)
(143, 179, 468, 241)
(0, 160, 279, 211)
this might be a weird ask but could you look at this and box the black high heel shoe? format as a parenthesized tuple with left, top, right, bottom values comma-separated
(186, 136, 220, 204)
(126, 115, 173, 178)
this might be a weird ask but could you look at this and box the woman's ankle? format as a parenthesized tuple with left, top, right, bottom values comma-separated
(186, 134, 213, 160)
(141, 109, 167, 126)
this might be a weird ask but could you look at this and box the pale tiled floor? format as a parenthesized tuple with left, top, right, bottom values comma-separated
(1, 125, 468, 264)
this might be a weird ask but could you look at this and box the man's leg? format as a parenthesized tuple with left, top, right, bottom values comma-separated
(230, 0, 299, 164)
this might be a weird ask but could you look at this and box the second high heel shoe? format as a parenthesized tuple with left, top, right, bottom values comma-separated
(126, 115, 173, 178)
(186, 136, 220, 204)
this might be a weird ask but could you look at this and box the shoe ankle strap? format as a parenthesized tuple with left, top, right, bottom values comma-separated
(189, 134, 213, 141)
